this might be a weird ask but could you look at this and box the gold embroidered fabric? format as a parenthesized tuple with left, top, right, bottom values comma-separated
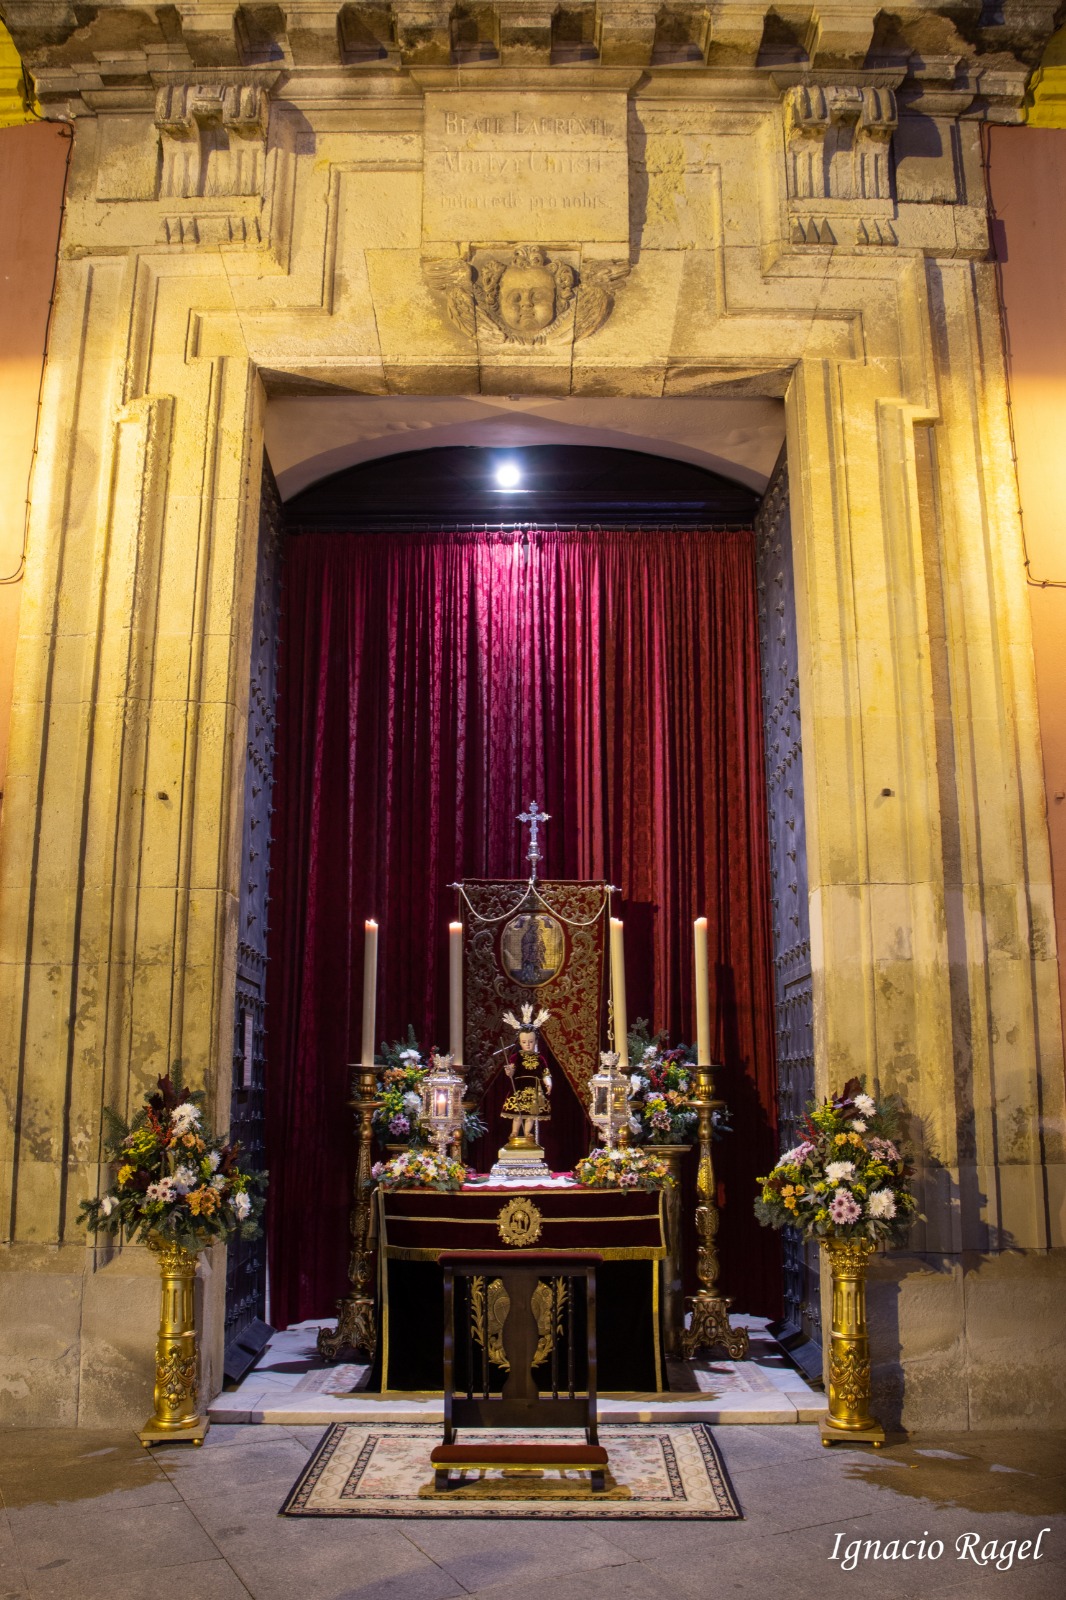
(461, 879, 608, 1104)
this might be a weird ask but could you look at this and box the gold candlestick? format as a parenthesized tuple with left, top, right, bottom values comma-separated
(139, 1235, 207, 1446)
(819, 1237, 885, 1446)
(318, 1063, 381, 1363)
(681, 1064, 749, 1362)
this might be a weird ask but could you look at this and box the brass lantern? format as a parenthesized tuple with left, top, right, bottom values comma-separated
(421, 1052, 465, 1157)
(589, 1050, 630, 1150)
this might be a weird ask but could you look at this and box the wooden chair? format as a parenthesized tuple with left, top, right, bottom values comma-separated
(431, 1251, 608, 1492)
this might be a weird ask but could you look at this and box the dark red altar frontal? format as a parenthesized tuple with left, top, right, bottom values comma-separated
(375, 1184, 666, 1393)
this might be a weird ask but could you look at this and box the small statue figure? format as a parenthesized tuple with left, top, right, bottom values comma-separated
(490, 1004, 553, 1180)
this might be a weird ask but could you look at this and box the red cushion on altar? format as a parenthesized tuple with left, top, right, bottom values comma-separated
(438, 1252, 604, 1271)
(430, 1444, 608, 1467)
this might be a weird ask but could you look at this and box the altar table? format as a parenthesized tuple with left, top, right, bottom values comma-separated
(372, 1183, 666, 1393)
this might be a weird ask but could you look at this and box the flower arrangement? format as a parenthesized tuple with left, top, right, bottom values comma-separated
(373, 1027, 487, 1147)
(370, 1148, 469, 1192)
(573, 1146, 676, 1191)
(78, 1067, 266, 1254)
(754, 1078, 918, 1244)
(625, 1020, 731, 1145)
(374, 1029, 428, 1143)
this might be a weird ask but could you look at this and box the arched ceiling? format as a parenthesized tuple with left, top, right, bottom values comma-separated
(265, 394, 786, 501)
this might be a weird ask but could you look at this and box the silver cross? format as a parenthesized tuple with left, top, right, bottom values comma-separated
(517, 800, 550, 879)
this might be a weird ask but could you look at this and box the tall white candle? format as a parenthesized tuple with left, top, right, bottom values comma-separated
(610, 917, 629, 1068)
(693, 916, 711, 1066)
(360, 919, 378, 1067)
(448, 920, 464, 1064)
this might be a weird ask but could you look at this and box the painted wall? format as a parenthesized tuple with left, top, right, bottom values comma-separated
(0, 121, 68, 813)
(988, 127, 1066, 1037)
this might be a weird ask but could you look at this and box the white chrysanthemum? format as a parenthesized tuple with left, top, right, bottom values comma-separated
(778, 1142, 814, 1168)
(850, 1119, 867, 1132)
(207, 1149, 221, 1172)
(170, 1102, 201, 1134)
(232, 1191, 252, 1221)
(211, 1173, 227, 1191)
(853, 1093, 876, 1117)
(400, 1049, 420, 1062)
(643, 1045, 658, 1062)
(825, 1160, 856, 1183)
(100, 1195, 117, 1216)
(402, 1091, 421, 1112)
(867, 1189, 897, 1219)
(171, 1165, 197, 1194)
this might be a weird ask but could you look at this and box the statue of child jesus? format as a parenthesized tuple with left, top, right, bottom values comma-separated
(495, 1005, 552, 1169)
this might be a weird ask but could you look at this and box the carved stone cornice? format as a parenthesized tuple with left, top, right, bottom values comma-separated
(0, 2, 1055, 119)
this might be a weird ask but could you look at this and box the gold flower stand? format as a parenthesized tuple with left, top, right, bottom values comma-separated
(138, 1236, 208, 1447)
(819, 1236, 884, 1448)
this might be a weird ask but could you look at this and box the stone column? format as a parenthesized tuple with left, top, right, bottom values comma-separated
(0, 124, 264, 1423)
(784, 256, 1065, 1425)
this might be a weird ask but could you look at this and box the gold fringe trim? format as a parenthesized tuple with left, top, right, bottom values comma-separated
(384, 1245, 666, 1262)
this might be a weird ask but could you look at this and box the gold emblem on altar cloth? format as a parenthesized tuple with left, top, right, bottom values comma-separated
(501, 912, 565, 987)
(496, 1196, 544, 1247)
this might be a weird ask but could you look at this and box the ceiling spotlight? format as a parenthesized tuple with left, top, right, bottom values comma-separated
(495, 461, 521, 489)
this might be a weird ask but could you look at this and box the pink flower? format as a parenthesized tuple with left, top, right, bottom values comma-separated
(829, 1189, 862, 1225)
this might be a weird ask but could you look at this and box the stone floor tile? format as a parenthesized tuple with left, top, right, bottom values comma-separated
(185, 1478, 464, 1600)
(592, 1515, 777, 1562)
(399, 1517, 634, 1590)
(26, 1556, 252, 1600)
(465, 1557, 694, 1600)
(714, 1422, 827, 1472)
(195, 1425, 299, 1449)
(0, 1510, 28, 1593)
(0, 1431, 176, 1512)
(283, 1425, 330, 1452)
(7, 1497, 221, 1585)
(155, 1435, 316, 1502)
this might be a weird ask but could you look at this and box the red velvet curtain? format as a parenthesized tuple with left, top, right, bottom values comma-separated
(266, 528, 780, 1327)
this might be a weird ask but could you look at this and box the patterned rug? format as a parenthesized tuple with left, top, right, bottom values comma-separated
(280, 1422, 742, 1519)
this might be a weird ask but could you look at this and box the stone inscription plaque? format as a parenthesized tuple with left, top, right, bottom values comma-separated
(423, 92, 629, 245)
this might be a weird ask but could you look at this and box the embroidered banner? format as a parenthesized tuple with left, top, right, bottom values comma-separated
(458, 879, 610, 1105)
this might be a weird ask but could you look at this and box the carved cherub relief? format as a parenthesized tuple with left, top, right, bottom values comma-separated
(424, 246, 628, 347)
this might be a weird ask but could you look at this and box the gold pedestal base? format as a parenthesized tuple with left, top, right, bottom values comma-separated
(138, 1416, 209, 1448)
(820, 1416, 885, 1449)
(317, 1293, 377, 1363)
(681, 1292, 751, 1361)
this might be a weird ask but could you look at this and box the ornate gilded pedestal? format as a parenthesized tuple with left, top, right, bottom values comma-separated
(681, 1066, 749, 1362)
(652, 1144, 691, 1358)
(820, 1236, 884, 1447)
(138, 1236, 207, 1447)
(318, 1063, 381, 1363)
